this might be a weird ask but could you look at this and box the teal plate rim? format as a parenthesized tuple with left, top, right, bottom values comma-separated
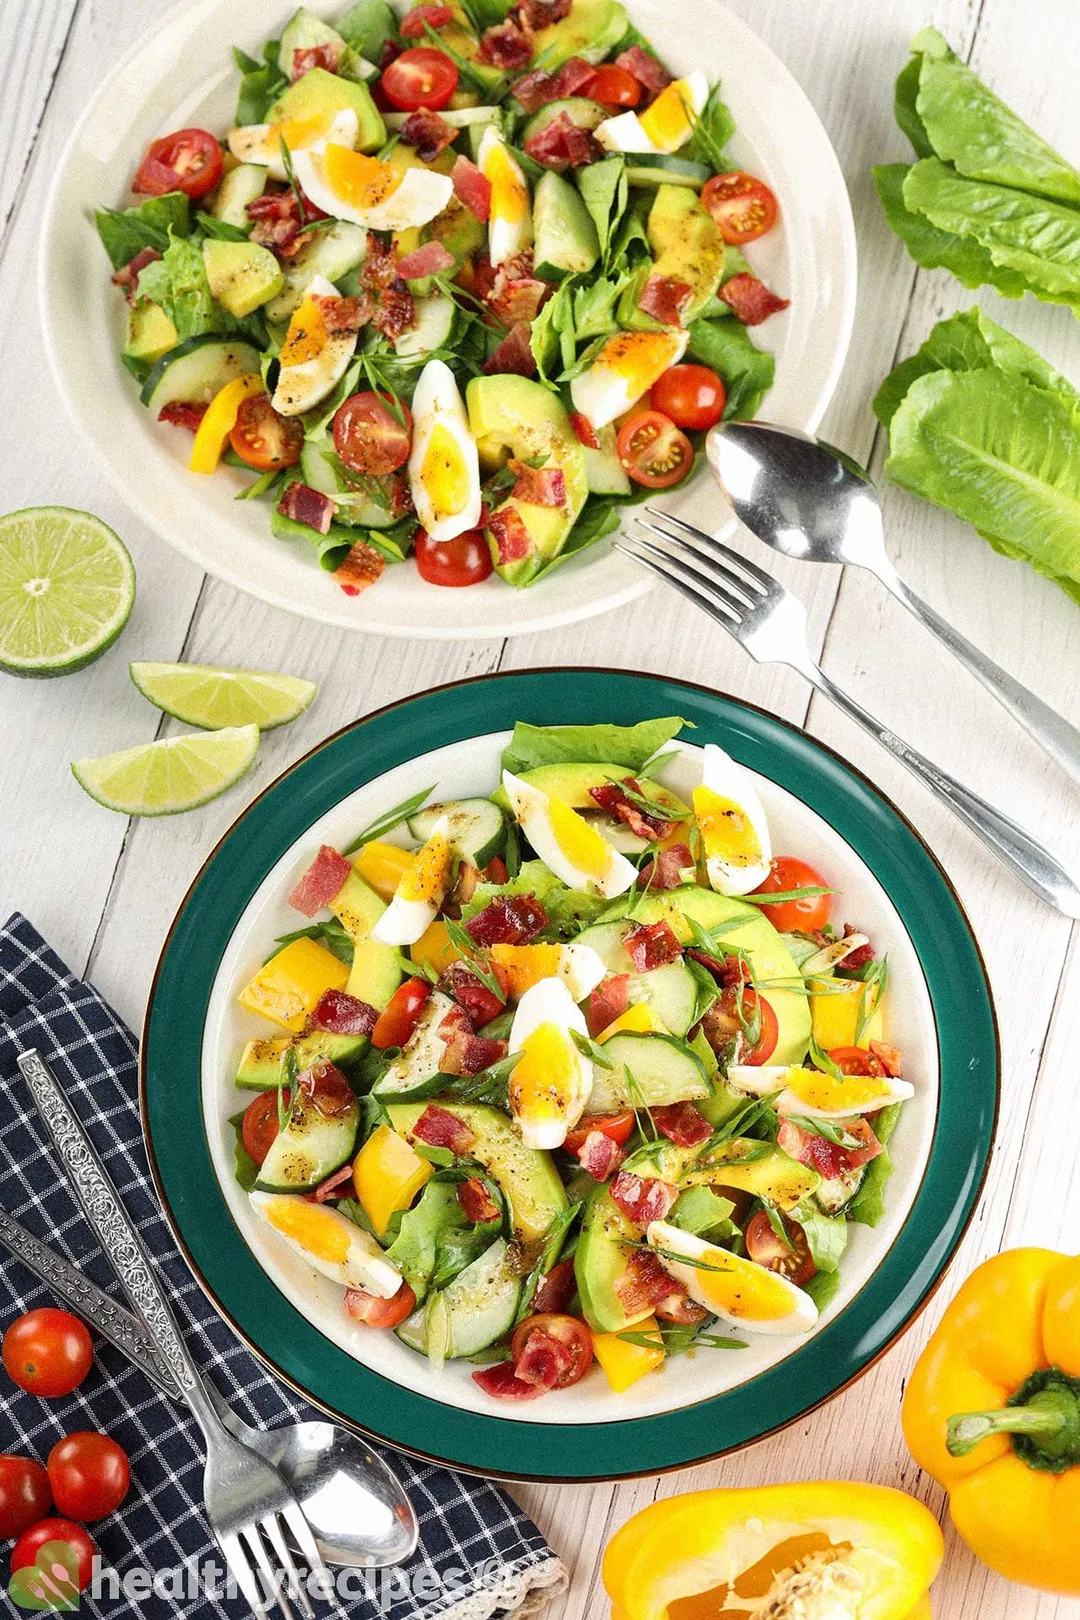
(140, 668, 1000, 1483)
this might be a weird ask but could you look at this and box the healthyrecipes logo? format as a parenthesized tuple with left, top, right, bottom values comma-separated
(7, 1538, 81, 1611)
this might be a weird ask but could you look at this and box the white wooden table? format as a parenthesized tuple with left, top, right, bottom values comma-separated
(4, 0, 1080, 1614)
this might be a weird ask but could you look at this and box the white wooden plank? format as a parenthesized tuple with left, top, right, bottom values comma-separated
(0, 0, 78, 243)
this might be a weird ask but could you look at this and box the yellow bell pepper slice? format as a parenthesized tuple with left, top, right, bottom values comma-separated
(189, 372, 263, 474)
(237, 937, 349, 1032)
(809, 976, 882, 1050)
(596, 1003, 667, 1042)
(353, 1124, 433, 1237)
(353, 841, 415, 902)
(591, 1316, 665, 1392)
(411, 919, 465, 979)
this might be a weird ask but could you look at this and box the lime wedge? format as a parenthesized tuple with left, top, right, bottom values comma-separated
(0, 507, 135, 677)
(72, 725, 259, 816)
(129, 662, 317, 730)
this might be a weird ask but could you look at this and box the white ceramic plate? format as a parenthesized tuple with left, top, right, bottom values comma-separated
(40, 0, 856, 640)
(201, 731, 935, 1425)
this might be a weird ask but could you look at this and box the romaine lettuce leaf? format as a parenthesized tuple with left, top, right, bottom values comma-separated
(233, 41, 287, 125)
(873, 165, 1027, 301)
(894, 54, 933, 159)
(94, 192, 191, 271)
(337, 0, 395, 61)
(686, 317, 775, 421)
(791, 1200, 848, 1272)
(501, 716, 688, 774)
(135, 233, 217, 342)
(849, 1103, 901, 1227)
(576, 157, 628, 268)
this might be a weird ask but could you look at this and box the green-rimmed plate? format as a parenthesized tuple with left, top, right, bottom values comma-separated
(141, 669, 998, 1481)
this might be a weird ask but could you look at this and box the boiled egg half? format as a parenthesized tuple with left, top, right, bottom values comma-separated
(407, 359, 483, 543)
(476, 126, 532, 267)
(508, 976, 593, 1149)
(271, 273, 359, 416)
(570, 329, 689, 430)
(293, 138, 453, 232)
(595, 72, 708, 157)
(726, 1062, 914, 1120)
(647, 1219, 818, 1334)
(250, 1191, 402, 1296)
(228, 107, 358, 180)
(502, 770, 637, 897)
(489, 941, 607, 1002)
(371, 815, 454, 946)
(692, 742, 772, 896)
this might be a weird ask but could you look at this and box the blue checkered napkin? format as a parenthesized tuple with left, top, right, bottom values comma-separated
(0, 914, 566, 1620)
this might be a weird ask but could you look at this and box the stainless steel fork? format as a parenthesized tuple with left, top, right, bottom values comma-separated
(17, 1049, 332, 1620)
(618, 509, 1080, 918)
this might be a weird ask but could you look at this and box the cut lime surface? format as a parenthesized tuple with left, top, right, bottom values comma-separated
(0, 507, 135, 677)
(72, 724, 259, 815)
(129, 661, 317, 730)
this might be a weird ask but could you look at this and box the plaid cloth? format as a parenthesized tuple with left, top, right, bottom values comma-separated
(0, 915, 566, 1619)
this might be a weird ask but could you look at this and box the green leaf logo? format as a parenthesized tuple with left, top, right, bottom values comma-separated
(7, 1540, 81, 1611)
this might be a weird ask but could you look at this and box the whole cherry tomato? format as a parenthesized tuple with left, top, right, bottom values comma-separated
(584, 64, 641, 107)
(751, 855, 832, 932)
(651, 364, 727, 431)
(47, 1434, 130, 1523)
(414, 527, 493, 587)
(11, 1518, 96, 1592)
(0, 1458, 51, 1540)
(2, 1310, 93, 1398)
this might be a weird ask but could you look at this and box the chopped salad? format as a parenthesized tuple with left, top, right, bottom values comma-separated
(230, 718, 910, 1401)
(96, 0, 787, 599)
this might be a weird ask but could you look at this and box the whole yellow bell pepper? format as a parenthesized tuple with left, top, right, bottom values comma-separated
(903, 1247, 1080, 1595)
(603, 1481, 942, 1620)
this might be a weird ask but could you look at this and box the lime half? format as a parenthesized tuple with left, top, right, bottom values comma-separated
(0, 507, 135, 677)
(72, 724, 259, 816)
(129, 662, 317, 730)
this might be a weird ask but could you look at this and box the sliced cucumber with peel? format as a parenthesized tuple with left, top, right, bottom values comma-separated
(408, 798, 505, 867)
(394, 293, 456, 359)
(384, 105, 500, 129)
(626, 153, 709, 189)
(372, 991, 457, 1100)
(299, 440, 399, 529)
(141, 334, 263, 411)
(576, 920, 699, 1036)
(522, 97, 606, 145)
(396, 1238, 521, 1360)
(254, 1085, 360, 1193)
(588, 1031, 711, 1112)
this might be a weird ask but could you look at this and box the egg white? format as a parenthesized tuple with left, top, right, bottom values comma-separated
(476, 126, 532, 267)
(250, 1191, 402, 1296)
(407, 360, 483, 543)
(502, 770, 638, 898)
(371, 814, 453, 946)
(228, 108, 359, 180)
(647, 1219, 818, 1334)
(726, 1063, 915, 1120)
(271, 272, 361, 417)
(694, 742, 772, 896)
(508, 977, 593, 1149)
(595, 73, 707, 157)
(569, 329, 689, 430)
(293, 143, 453, 231)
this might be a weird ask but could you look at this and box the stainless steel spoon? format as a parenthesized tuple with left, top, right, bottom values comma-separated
(708, 420, 1080, 786)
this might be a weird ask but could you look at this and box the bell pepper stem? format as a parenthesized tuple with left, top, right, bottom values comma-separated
(948, 1405, 1066, 1456)
(947, 1368, 1080, 1470)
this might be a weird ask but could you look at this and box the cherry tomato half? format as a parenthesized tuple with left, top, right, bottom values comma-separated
(414, 527, 493, 587)
(703, 984, 779, 1066)
(229, 394, 304, 471)
(372, 978, 431, 1049)
(616, 410, 694, 489)
(564, 1110, 636, 1155)
(0, 1459, 52, 1540)
(47, 1434, 130, 1524)
(2, 1310, 93, 1399)
(510, 1314, 593, 1388)
(827, 1045, 887, 1078)
(700, 171, 779, 245)
(381, 47, 459, 111)
(11, 1519, 96, 1592)
(651, 364, 727, 431)
(751, 855, 832, 932)
(744, 1209, 816, 1287)
(241, 1091, 281, 1168)
(584, 64, 641, 107)
(345, 1281, 417, 1327)
(133, 128, 223, 199)
(530, 1258, 576, 1315)
(333, 391, 413, 477)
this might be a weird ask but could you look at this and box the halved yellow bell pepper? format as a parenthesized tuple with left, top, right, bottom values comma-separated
(189, 372, 263, 474)
(591, 1315, 665, 1392)
(353, 1124, 433, 1237)
(238, 938, 349, 1032)
(603, 1481, 942, 1620)
(353, 841, 415, 902)
(903, 1247, 1080, 1595)
(411, 919, 465, 978)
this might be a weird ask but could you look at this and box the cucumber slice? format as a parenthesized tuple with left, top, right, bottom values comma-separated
(266, 220, 368, 323)
(625, 153, 709, 188)
(583, 424, 631, 496)
(254, 1084, 360, 1192)
(394, 293, 456, 359)
(211, 163, 267, 228)
(141, 335, 262, 411)
(408, 798, 505, 866)
(397, 1239, 521, 1358)
(522, 97, 606, 145)
(588, 1031, 710, 1112)
(384, 105, 499, 129)
(299, 440, 399, 528)
(372, 991, 456, 1100)
(235, 1030, 368, 1089)
(533, 171, 600, 279)
(278, 8, 347, 77)
(576, 920, 698, 1036)
(815, 1166, 866, 1215)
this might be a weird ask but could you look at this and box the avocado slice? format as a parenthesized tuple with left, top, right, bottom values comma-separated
(648, 186, 726, 323)
(529, 0, 629, 68)
(466, 375, 588, 586)
(235, 1029, 369, 1089)
(203, 238, 284, 318)
(125, 300, 177, 365)
(332, 869, 403, 1011)
(210, 162, 267, 229)
(269, 67, 385, 153)
(385, 1101, 567, 1244)
(575, 1183, 648, 1333)
(688, 1142, 821, 1210)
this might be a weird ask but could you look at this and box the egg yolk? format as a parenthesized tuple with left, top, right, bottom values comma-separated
(783, 1069, 889, 1113)
(685, 1247, 798, 1321)
(510, 1023, 580, 1119)
(599, 332, 684, 399)
(398, 833, 451, 903)
(280, 295, 329, 367)
(322, 144, 403, 208)
(546, 797, 614, 879)
(693, 784, 762, 867)
(271, 112, 338, 153)
(639, 80, 695, 149)
(490, 943, 563, 999)
(420, 423, 472, 519)
(264, 1200, 352, 1265)
(484, 143, 528, 222)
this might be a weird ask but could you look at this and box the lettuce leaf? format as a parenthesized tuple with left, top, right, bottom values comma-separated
(873, 165, 1027, 301)
(791, 1200, 848, 1272)
(686, 317, 775, 421)
(135, 233, 218, 342)
(501, 716, 688, 773)
(94, 192, 190, 271)
(233, 41, 287, 125)
(337, 0, 395, 61)
(849, 1103, 901, 1227)
(462, 859, 610, 937)
(576, 157, 628, 268)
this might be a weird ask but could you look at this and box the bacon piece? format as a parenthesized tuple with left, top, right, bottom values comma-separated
(297, 1059, 356, 1118)
(511, 53, 594, 110)
(615, 1247, 683, 1315)
(488, 272, 551, 326)
(279, 482, 336, 535)
(380, 38, 402, 68)
(639, 272, 693, 328)
(590, 777, 677, 841)
(458, 1176, 500, 1224)
(372, 286, 416, 341)
(524, 110, 601, 170)
(467, 894, 547, 946)
(532, 1257, 575, 1313)
(639, 843, 694, 892)
(439, 1004, 508, 1075)
(609, 1171, 679, 1227)
(624, 920, 682, 972)
(360, 235, 399, 290)
(311, 989, 378, 1037)
(718, 272, 790, 326)
(288, 844, 352, 916)
(400, 109, 457, 162)
(511, 69, 557, 112)
(439, 960, 505, 1028)
(308, 1163, 355, 1202)
(515, 0, 572, 27)
(334, 540, 385, 597)
(396, 240, 456, 280)
(291, 40, 342, 79)
(483, 322, 537, 378)
(577, 1130, 625, 1181)
(413, 1104, 475, 1155)
(652, 1101, 711, 1147)
(113, 246, 162, 301)
(869, 1040, 903, 1077)
(488, 506, 534, 565)
(314, 292, 373, 335)
(615, 44, 671, 96)
(246, 187, 327, 258)
(514, 1328, 573, 1389)
(400, 3, 453, 35)
(508, 459, 566, 507)
(472, 1360, 546, 1401)
(777, 1116, 882, 1180)
(477, 18, 533, 68)
(840, 927, 874, 972)
(687, 948, 746, 989)
(570, 411, 600, 449)
(586, 974, 629, 1037)
(450, 154, 492, 222)
(158, 401, 206, 432)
